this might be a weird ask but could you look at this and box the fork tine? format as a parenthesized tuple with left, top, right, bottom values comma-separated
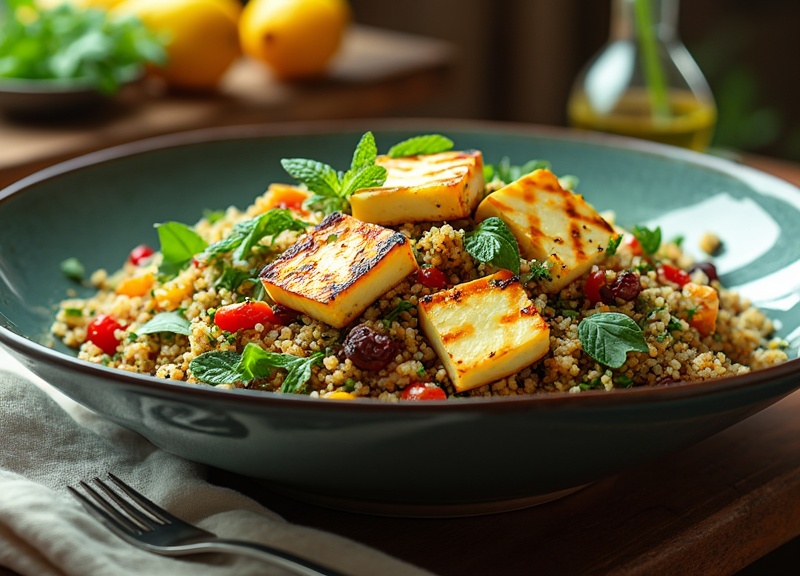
(105, 472, 181, 525)
(90, 476, 162, 531)
(67, 483, 146, 535)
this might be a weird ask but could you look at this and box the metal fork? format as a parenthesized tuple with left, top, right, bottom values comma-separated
(68, 473, 345, 576)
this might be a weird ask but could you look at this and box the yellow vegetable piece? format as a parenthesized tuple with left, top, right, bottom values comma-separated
(683, 282, 719, 337)
(115, 273, 155, 297)
(324, 391, 356, 400)
(154, 281, 193, 311)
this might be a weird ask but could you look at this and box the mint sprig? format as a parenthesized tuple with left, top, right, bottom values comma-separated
(190, 342, 324, 393)
(484, 157, 551, 186)
(281, 132, 387, 214)
(464, 217, 521, 274)
(387, 134, 454, 158)
(155, 221, 208, 278)
(203, 209, 309, 262)
(631, 225, 662, 255)
(578, 312, 649, 369)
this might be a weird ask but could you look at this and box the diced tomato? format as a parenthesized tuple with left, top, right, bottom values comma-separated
(213, 301, 281, 332)
(129, 244, 154, 266)
(622, 235, 643, 256)
(400, 383, 447, 401)
(584, 269, 606, 305)
(417, 266, 448, 289)
(264, 185, 309, 212)
(86, 314, 123, 355)
(659, 264, 691, 287)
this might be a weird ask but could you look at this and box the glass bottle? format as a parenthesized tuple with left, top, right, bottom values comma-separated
(567, 0, 717, 151)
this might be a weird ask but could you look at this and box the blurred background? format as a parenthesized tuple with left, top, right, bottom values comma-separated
(350, 0, 800, 161)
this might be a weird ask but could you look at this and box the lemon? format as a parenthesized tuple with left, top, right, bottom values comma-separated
(113, 0, 242, 90)
(239, 0, 350, 80)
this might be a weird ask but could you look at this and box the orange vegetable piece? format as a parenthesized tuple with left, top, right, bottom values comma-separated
(263, 184, 310, 213)
(115, 274, 155, 297)
(683, 282, 719, 337)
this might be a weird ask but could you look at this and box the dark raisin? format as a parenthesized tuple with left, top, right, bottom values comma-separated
(601, 271, 642, 303)
(688, 261, 719, 283)
(271, 304, 300, 325)
(343, 324, 400, 371)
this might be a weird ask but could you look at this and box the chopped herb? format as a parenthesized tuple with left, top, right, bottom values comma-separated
(155, 221, 207, 278)
(63, 307, 83, 317)
(203, 209, 309, 262)
(560, 309, 580, 318)
(666, 316, 684, 332)
(579, 377, 603, 391)
(416, 365, 427, 378)
(668, 235, 685, 247)
(484, 157, 550, 186)
(281, 132, 387, 214)
(686, 307, 697, 321)
(215, 267, 255, 292)
(189, 342, 323, 393)
(578, 312, 649, 369)
(631, 225, 662, 255)
(606, 235, 623, 256)
(326, 233, 339, 244)
(137, 311, 191, 336)
(383, 300, 414, 327)
(203, 209, 226, 224)
(127, 332, 138, 342)
(60, 257, 85, 282)
(387, 134, 454, 158)
(343, 378, 357, 392)
(615, 375, 634, 388)
(464, 217, 521, 274)
(520, 259, 552, 283)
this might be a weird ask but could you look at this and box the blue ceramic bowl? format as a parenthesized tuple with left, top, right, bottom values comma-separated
(1, 120, 799, 515)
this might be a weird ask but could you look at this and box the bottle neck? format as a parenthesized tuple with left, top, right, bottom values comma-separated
(610, 0, 679, 42)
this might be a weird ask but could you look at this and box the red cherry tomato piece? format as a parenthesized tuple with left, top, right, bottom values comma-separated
(214, 301, 281, 332)
(400, 383, 447, 401)
(659, 264, 691, 287)
(417, 266, 448, 289)
(129, 244, 155, 265)
(584, 269, 606, 305)
(86, 314, 123, 355)
(623, 235, 643, 256)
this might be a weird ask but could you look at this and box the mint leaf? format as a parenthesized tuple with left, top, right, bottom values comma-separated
(387, 134, 454, 158)
(138, 311, 191, 336)
(578, 312, 649, 369)
(203, 209, 309, 262)
(280, 158, 340, 198)
(464, 217, 521, 274)
(341, 132, 387, 196)
(632, 225, 662, 255)
(155, 221, 207, 277)
(189, 342, 324, 393)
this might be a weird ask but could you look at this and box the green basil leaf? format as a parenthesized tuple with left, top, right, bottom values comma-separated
(189, 351, 244, 385)
(138, 311, 191, 336)
(632, 225, 662, 255)
(464, 217, 521, 274)
(387, 134, 454, 158)
(280, 158, 340, 198)
(155, 221, 207, 276)
(578, 312, 649, 369)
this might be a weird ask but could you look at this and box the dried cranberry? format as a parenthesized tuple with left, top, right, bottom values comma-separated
(343, 324, 400, 371)
(610, 271, 643, 301)
(271, 304, 300, 325)
(688, 262, 719, 283)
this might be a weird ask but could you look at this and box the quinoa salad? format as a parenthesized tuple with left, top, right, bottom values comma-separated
(51, 133, 789, 401)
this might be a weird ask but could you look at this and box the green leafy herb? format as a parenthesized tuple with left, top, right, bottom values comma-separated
(137, 311, 191, 336)
(155, 221, 208, 278)
(281, 132, 387, 214)
(520, 259, 552, 283)
(60, 257, 85, 282)
(631, 225, 662, 255)
(0, 0, 166, 93)
(464, 217, 521, 274)
(214, 267, 255, 292)
(203, 209, 226, 224)
(203, 209, 308, 262)
(606, 235, 623, 256)
(189, 342, 324, 393)
(578, 312, 649, 369)
(383, 300, 414, 327)
(484, 157, 550, 186)
(387, 134, 454, 158)
(579, 377, 603, 391)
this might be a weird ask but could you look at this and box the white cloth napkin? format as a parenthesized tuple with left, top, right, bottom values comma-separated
(0, 347, 434, 576)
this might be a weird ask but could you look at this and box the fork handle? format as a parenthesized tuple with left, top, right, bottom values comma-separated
(169, 539, 346, 576)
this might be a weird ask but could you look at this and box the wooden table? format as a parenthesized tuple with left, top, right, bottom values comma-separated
(211, 155, 800, 576)
(0, 25, 455, 189)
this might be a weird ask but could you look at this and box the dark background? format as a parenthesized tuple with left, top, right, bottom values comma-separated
(350, 0, 800, 161)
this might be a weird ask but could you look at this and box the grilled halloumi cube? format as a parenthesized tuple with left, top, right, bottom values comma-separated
(418, 270, 550, 393)
(475, 169, 619, 293)
(259, 213, 418, 328)
(349, 150, 485, 225)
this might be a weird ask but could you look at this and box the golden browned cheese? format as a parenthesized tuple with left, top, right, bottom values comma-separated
(260, 212, 418, 328)
(418, 270, 550, 392)
(475, 169, 619, 292)
(349, 150, 485, 225)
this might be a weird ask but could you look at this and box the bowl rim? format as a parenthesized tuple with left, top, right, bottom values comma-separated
(2, 117, 799, 413)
